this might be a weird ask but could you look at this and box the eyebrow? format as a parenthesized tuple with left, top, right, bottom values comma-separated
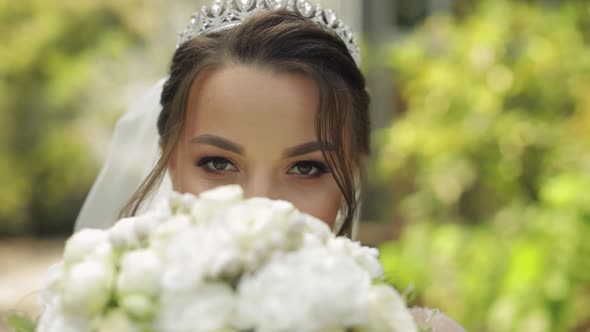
(283, 141, 334, 158)
(190, 134, 245, 155)
(191, 134, 333, 158)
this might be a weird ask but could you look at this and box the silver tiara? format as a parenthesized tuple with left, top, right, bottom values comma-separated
(177, 0, 361, 66)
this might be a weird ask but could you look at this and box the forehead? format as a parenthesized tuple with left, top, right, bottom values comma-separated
(184, 65, 320, 151)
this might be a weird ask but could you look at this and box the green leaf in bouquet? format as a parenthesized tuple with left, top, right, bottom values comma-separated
(3, 311, 36, 332)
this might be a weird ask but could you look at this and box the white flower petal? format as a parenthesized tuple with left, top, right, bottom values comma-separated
(157, 283, 236, 332)
(237, 247, 371, 331)
(326, 237, 384, 279)
(91, 308, 145, 332)
(61, 259, 114, 316)
(37, 304, 89, 332)
(366, 285, 418, 332)
(109, 217, 141, 249)
(39, 262, 64, 307)
(64, 229, 108, 265)
(117, 249, 163, 297)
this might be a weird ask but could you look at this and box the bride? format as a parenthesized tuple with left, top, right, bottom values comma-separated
(75, 1, 465, 331)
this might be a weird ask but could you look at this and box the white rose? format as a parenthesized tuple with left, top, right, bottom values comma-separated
(221, 199, 308, 273)
(90, 309, 145, 332)
(278, 203, 308, 250)
(149, 214, 191, 257)
(151, 194, 174, 215)
(61, 258, 115, 316)
(325, 237, 384, 279)
(120, 293, 156, 319)
(87, 241, 116, 266)
(225, 200, 277, 246)
(161, 223, 238, 291)
(39, 262, 64, 307)
(133, 210, 165, 241)
(168, 191, 199, 215)
(109, 217, 141, 249)
(192, 185, 244, 222)
(199, 184, 243, 202)
(229, 197, 296, 238)
(301, 214, 334, 245)
(63, 229, 108, 265)
(156, 282, 236, 332)
(269, 199, 296, 217)
(37, 304, 89, 332)
(117, 249, 163, 297)
(365, 284, 417, 332)
(237, 247, 371, 331)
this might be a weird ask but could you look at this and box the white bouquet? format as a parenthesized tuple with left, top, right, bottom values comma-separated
(24, 186, 417, 332)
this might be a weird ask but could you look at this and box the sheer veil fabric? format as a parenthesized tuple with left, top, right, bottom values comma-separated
(74, 78, 360, 239)
(74, 78, 171, 232)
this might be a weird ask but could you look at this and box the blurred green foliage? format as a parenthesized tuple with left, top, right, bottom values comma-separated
(0, 0, 153, 234)
(378, 1, 590, 331)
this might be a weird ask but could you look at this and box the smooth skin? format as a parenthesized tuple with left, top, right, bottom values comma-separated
(168, 65, 343, 229)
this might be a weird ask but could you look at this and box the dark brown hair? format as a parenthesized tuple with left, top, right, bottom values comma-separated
(121, 10, 370, 237)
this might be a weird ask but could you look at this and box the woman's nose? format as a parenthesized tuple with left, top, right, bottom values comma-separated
(242, 172, 278, 200)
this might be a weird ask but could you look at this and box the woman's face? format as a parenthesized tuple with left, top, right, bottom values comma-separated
(168, 65, 343, 228)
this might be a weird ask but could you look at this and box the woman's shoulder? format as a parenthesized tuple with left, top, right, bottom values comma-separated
(409, 307, 466, 332)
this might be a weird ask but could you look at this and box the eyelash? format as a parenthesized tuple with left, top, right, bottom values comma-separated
(196, 157, 239, 173)
(195, 157, 329, 178)
(287, 160, 329, 177)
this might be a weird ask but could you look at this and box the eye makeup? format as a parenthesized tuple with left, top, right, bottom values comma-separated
(196, 156, 239, 173)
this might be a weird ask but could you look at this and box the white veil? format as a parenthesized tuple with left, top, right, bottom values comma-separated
(74, 78, 172, 232)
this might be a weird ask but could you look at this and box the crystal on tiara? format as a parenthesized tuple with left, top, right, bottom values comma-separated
(176, 0, 361, 66)
(211, 0, 224, 17)
(296, 0, 313, 17)
(237, 0, 254, 11)
(323, 9, 337, 27)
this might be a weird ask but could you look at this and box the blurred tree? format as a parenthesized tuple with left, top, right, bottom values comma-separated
(0, 0, 166, 234)
(377, 0, 590, 331)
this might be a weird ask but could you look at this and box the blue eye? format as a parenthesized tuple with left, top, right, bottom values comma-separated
(287, 161, 329, 177)
(197, 157, 239, 172)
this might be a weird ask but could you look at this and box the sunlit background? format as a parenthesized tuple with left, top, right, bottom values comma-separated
(1, 0, 590, 331)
